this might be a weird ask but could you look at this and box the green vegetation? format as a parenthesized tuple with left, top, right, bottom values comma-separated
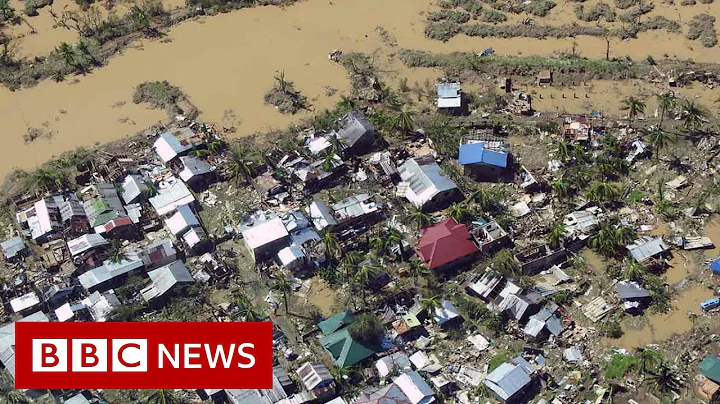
(619, 3, 654, 23)
(348, 314, 384, 346)
(604, 353, 637, 379)
(427, 9, 471, 23)
(574, 2, 615, 22)
(398, 49, 638, 79)
(687, 14, 718, 47)
(488, 349, 513, 372)
(23, 0, 51, 16)
(480, 9, 507, 22)
(264, 70, 309, 114)
(133, 80, 184, 111)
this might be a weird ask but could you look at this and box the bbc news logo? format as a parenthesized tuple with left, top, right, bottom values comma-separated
(15, 322, 272, 389)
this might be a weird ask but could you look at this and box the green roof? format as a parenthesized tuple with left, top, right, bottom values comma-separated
(700, 356, 720, 383)
(318, 311, 355, 335)
(319, 328, 377, 368)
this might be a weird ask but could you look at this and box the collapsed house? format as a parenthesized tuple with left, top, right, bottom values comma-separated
(627, 236, 670, 264)
(470, 220, 511, 254)
(436, 82, 462, 114)
(514, 244, 568, 275)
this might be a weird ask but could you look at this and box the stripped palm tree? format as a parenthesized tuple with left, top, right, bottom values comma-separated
(645, 126, 675, 162)
(656, 92, 675, 129)
(271, 275, 293, 313)
(620, 96, 645, 128)
(679, 99, 707, 133)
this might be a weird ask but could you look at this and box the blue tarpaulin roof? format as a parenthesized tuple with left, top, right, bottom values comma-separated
(458, 143, 508, 168)
(711, 257, 720, 274)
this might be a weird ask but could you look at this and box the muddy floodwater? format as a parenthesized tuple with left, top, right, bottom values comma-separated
(2, 0, 720, 179)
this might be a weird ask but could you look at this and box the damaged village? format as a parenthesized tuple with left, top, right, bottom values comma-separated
(6, 56, 720, 404)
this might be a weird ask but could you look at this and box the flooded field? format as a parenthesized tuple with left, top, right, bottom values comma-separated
(1, 0, 720, 179)
(609, 283, 710, 350)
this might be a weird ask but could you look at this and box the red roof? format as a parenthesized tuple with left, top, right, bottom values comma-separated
(104, 216, 133, 232)
(416, 218, 478, 270)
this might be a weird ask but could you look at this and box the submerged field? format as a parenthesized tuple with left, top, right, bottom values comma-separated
(0, 0, 718, 179)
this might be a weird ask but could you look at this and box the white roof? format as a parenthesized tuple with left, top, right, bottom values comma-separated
(121, 175, 148, 204)
(296, 361, 333, 390)
(10, 292, 40, 313)
(278, 246, 305, 266)
(393, 371, 436, 404)
(308, 136, 332, 155)
(433, 300, 460, 325)
(154, 131, 193, 163)
(164, 204, 200, 236)
(81, 291, 122, 322)
(468, 334, 490, 351)
(149, 179, 195, 216)
(398, 157, 457, 209)
(182, 227, 206, 249)
(67, 233, 109, 256)
(376, 352, 412, 378)
(306, 201, 338, 231)
(179, 156, 214, 182)
(242, 218, 289, 250)
(55, 303, 75, 322)
(28, 197, 62, 239)
(484, 362, 532, 401)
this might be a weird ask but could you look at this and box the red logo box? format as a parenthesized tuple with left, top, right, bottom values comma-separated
(15, 322, 273, 389)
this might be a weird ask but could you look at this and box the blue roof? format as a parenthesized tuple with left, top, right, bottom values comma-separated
(711, 257, 720, 274)
(458, 143, 508, 168)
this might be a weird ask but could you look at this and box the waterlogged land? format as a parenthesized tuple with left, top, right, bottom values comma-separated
(1, 0, 720, 179)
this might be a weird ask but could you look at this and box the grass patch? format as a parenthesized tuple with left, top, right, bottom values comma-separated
(481, 8, 507, 22)
(604, 354, 637, 379)
(263, 71, 309, 115)
(427, 9, 471, 23)
(615, 0, 639, 9)
(687, 14, 718, 47)
(24, 0, 52, 16)
(133, 80, 183, 110)
(575, 2, 616, 22)
(488, 349, 514, 372)
(398, 49, 639, 79)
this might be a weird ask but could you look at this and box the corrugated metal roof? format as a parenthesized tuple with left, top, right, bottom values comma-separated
(307, 201, 337, 231)
(398, 156, 457, 208)
(121, 175, 148, 204)
(627, 236, 669, 263)
(297, 361, 333, 390)
(242, 218, 289, 250)
(78, 256, 144, 291)
(164, 204, 200, 236)
(149, 179, 195, 216)
(458, 143, 508, 167)
(393, 371, 435, 404)
(154, 131, 194, 163)
(67, 233, 109, 256)
(336, 111, 375, 149)
(1, 237, 25, 259)
(484, 362, 532, 401)
(141, 260, 194, 302)
(179, 156, 214, 182)
(616, 280, 650, 300)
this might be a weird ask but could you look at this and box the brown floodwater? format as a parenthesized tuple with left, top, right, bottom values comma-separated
(608, 284, 709, 350)
(1, 0, 720, 179)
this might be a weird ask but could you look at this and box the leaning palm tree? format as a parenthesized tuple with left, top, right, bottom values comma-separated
(403, 205, 432, 231)
(340, 250, 363, 278)
(645, 127, 675, 162)
(76, 40, 98, 65)
(679, 99, 707, 133)
(656, 92, 675, 129)
(144, 389, 183, 404)
(620, 96, 645, 128)
(271, 275, 293, 313)
(634, 348, 663, 378)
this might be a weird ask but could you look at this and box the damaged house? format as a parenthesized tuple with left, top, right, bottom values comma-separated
(458, 141, 510, 181)
(141, 260, 195, 304)
(241, 217, 291, 263)
(153, 128, 205, 164)
(514, 244, 568, 275)
(178, 156, 215, 192)
(82, 183, 127, 231)
(397, 155, 461, 212)
(332, 110, 377, 156)
(616, 280, 651, 312)
(436, 82, 463, 114)
(470, 220, 511, 254)
(627, 236, 670, 265)
(523, 302, 564, 340)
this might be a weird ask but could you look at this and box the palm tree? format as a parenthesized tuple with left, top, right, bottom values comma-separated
(355, 260, 381, 306)
(679, 99, 707, 132)
(0, 390, 32, 404)
(448, 202, 472, 223)
(391, 110, 415, 137)
(107, 240, 126, 264)
(383, 226, 404, 259)
(647, 362, 680, 395)
(548, 223, 565, 249)
(273, 70, 288, 93)
(614, 225, 636, 245)
(553, 139, 572, 162)
(586, 181, 619, 203)
(624, 260, 645, 281)
(590, 222, 635, 256)
(142, 182, 158, 198)
(321, 229, 341, 261)
(129, 4, 151, 33)
(406, 261, 429, 282)
(551, 177, 570, 200)
(337, 95, 356, 112)
(656, 92, 675, 129)
(76, 40, 98, 65)
(645, 126, 675, 161)
(56, 42, 76, 70)
(634, 348, 663, 377)
(226, 144, 261, 184)
(30, 167, 59, 192)
(403, 205, 432, 231)
(420, 294, 442, 320)
(467, 185, 492, 207)
(620, 96, 645, 128)
(340, 250, 363, 278)
(271, 275, 293, 313)
(0, 0, 16, 23)
(144, 389, 183, 404)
